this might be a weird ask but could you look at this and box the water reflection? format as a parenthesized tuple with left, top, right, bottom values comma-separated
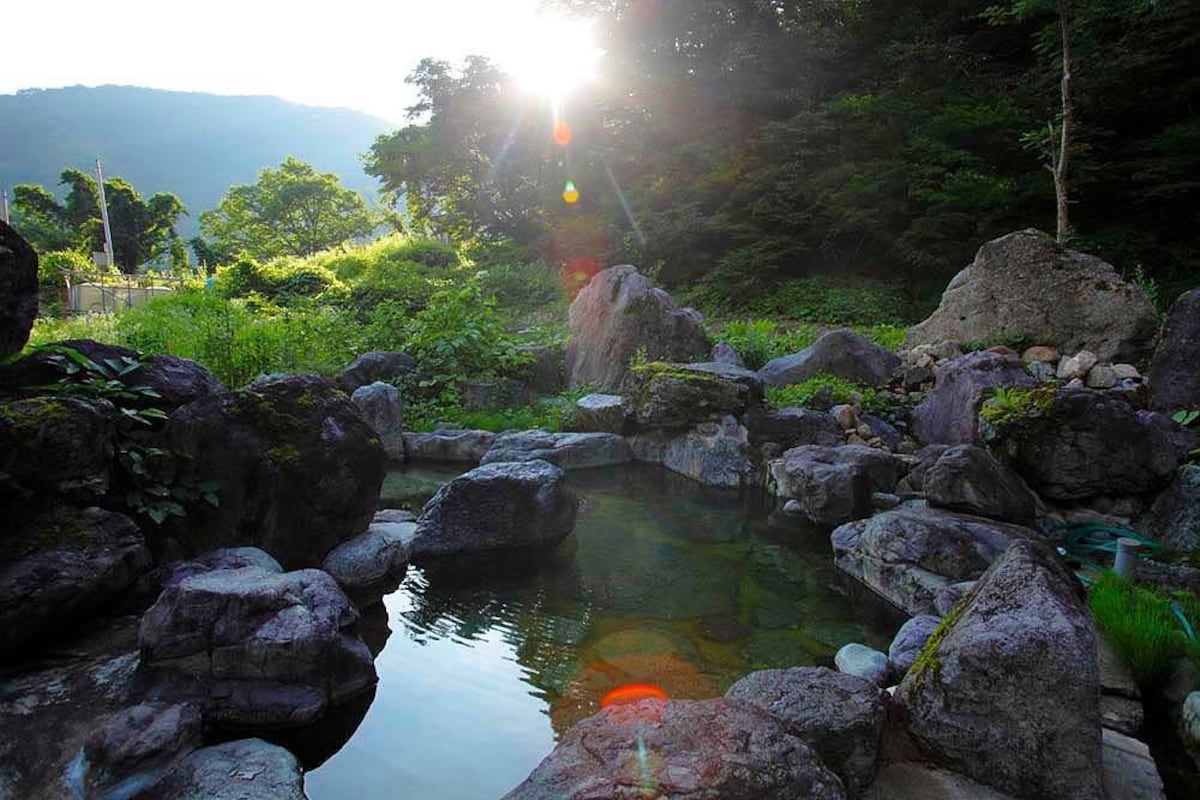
(306, 464, 903, 800)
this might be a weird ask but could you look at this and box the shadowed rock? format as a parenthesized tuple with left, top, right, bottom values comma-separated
(1149, 289, 1200, 412)
(0, 219, 38, 359)
(911, 351, 1034, 445)
(759, 329, 900, 388)
(145, 738, 307, 799)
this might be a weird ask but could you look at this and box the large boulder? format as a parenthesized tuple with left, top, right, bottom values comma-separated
(747, 407, 845, 449)
(566, 265, 711, 391)
(759, 329, 901, 388)
(350, 381, 405, 461)
(630, 416, 757, 488)
(924, 445, 1045, 530)
(402, 429, 496, 463)
(1, 506, 151, 659)
(905, 230, 1159, 363)
(481, 430, 634, 469)
(139, 564, 376, 727)
(1148, 288, 1200, 412)
(726, 667, 885, 796)
(622, 361, 761, 430)
(0, 395, 117, 504)
(911, 351, 1035, 445)
(572, 393, 627, 433)
(410, 460, 577, 558)
(1142, 465, 1200, 550)
(154, 374, 386, 569)
(831, 507, 1043, 616)
(145, 738, 307, 800)
(0, 340, 223, 410)
(502, 698, 847, 800)
(321, 520, 412, 608)
(769, 445, 906, 526)
(895, 540, 1101, 800)
(0, 219, 38, 359)
(992, 388, 1183, 500)
(336, 351, 416, 394)
(76, 701, 204, 800)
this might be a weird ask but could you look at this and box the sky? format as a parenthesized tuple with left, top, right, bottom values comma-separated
(3, 0, 558, 123)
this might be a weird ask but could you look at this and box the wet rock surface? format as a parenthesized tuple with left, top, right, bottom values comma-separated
(481, 430, 634, 469)
(145, 738, 307, 800)
(322, 521, 413, 609)
(402, 429, 497, 463)
(770, 445, 906, 526)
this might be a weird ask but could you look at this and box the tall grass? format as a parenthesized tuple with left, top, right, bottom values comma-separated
(1089, 571, 1199, 685)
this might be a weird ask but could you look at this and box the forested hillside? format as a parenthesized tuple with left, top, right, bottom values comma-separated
(0, 85, 391, 237)
(366, 0, 1200, 311)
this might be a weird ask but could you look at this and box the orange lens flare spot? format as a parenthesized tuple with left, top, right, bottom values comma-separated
(553, 120, 573, 146)
(562, 181, 580, 205)
(601, 684, 668, 708)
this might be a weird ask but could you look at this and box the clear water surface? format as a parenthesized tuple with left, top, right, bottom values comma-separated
(305, 464, 903, 800)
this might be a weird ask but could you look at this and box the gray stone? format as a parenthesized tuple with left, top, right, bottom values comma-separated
(322, 522, 412, 608)
(1, 506, 151, 659)
(1058, 350, 1099, 380)
(832, 507, 1043, 616)
(481, 430, 633, 469)
(502, 698, 846, 800)
(1085, 363, 1118, 389)
(147, 738, 306, 800)
(1149, 288, 1200, 412)
(156, 374, 385, 570)
(572, 393, 626, 433)
(1144, 465, 1200, 551)
(711, 340, 746, 367)
(1026, 360, 1056, 382)
(411, 460, 577, 557)
(163, 546, 284, 587)
(336, 351, 416, 393)
(1101, 729, 1166, 800)
(726, 667, 885, 795)
(139, 565, 376, 727)
(351, 381, 405, 461)
(372, 509, 415, 524)
(924, 445, 1045, 530)
(769, 445, 906, 526)
(864, 763, 1019, 800)
(888, 614, 942, 675)
(834, 643, 890, 686)
(911, 351, 1035, 445)
(402, 429, 496, 463)
(905, 230, 1159, 363)
(1022, 345, 1059, 363)
(861, 414, 902, 451)
(1182, 691, 1200, 756)
(631, 416, 756, 488)
(994, 388, 1183, 501)
(759, 329, 901, 388)
(566, 265, 710, 391)
(0, 220, 37, 359)
(1113, 363, 1141, 380)
(622, 361, 761, 430)
(78, 702, 204, 800)
(747, 407, 844, 449)
(896, 540, 1101, 800)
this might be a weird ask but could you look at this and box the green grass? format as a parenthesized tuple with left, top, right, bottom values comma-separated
(716, 319, 907, 371)
(1089, 570, 1200, 685)
(765, 374, 878, 412)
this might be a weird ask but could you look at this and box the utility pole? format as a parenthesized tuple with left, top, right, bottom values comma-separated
(1, 189, 9, 225)
(95, 158, 115, 267)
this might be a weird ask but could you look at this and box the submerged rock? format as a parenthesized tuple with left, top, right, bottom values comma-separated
(759, 329, 900, 388)
(896, 540, 1101, 800)
(503, 698, 846, 800)
(630, 416, 757, 488)
(905, 230, 1159, 363)
(410, 460, 577, 558)
(726, 667, 885, 795)
(566, 265, 711, 391)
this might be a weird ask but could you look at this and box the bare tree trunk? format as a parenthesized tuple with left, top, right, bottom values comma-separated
(1053, 0, 1072, 243)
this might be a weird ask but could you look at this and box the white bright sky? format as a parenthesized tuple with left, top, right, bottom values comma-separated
(3, 0, 588, 123)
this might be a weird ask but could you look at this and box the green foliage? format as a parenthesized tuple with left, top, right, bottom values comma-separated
(717, 320, 819, 370)
(1089, 570, 1200, 685)
(979, 384, 1058, 428)
(216, 253, 345, 304)
(855, 324, 908, 351)
(405, 396, 578, 434)
(765, 374, 878, 412)
(347, 237, 464, 311)
(1173, 409, 1200, 462)
(199, 156, 375, 261)
(477, 258, 566, 312)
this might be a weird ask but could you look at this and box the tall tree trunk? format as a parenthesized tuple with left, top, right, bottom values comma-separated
(1053, 0, 1073, 243)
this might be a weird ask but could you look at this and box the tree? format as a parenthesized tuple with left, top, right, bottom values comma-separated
(200, 156, 376, 260)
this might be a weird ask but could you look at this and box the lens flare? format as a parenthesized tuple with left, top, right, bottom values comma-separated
(553, 120, 572, 146)
(562, 181, 580, 205)
(600, 683, 668, 708)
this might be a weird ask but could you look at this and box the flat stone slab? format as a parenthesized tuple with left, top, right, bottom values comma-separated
(1101, 729, 1166, 800)
(865, 763, 1019, 800)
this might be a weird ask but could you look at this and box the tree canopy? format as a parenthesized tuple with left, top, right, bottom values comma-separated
(364, 0, 1200, 307)
(199, 156, 377, 261)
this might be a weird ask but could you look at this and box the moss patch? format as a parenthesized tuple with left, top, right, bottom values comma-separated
(904, 595, 972, 696)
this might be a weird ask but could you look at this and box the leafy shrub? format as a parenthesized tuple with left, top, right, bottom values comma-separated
(478, 258, 566, 311)
(1089, 571, 1200, 685)
(216, 254, 343, 303)
(854, 324, 908, 351)
(718, 320, 819, 370)
(38, 250, 93, 285)
(405, 397, 577, 433)
(692, 275, 913, 325)
(766, 374, 877, 411)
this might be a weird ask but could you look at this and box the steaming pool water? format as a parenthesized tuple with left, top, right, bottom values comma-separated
(305, 463, 904, 799)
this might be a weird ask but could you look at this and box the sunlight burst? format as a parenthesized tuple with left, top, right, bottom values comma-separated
(498, 15, 603, 100)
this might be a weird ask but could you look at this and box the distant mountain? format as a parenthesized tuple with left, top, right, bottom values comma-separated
(0, 85, 395, 238)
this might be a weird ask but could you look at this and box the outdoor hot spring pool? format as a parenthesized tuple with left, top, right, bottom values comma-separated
(303, 463, 904, 799)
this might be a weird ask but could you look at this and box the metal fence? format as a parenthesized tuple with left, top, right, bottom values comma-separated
(63, 271, 195, 314)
